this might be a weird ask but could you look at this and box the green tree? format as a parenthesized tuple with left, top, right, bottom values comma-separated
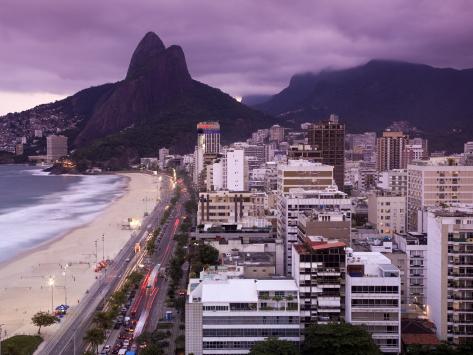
(249, 337, 299, 355)
(302, 323, 381, 355)
(31, 311, 59, 334)
(93, 311, 113, 330)
(83, 327, 106, 354)
(197, 244, 219, 265)
(140, 344, 164, 355)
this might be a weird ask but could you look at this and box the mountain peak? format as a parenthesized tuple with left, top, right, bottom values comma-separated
(126, 31, 166, 80)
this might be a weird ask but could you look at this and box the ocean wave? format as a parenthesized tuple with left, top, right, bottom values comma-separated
(0, 174, 127, 261)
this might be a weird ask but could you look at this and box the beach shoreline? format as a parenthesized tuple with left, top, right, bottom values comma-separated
(0, 172, 158, 338)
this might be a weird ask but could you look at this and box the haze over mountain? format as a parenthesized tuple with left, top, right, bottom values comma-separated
(1, 32, 273, 166)
(252, 60, 473, 150)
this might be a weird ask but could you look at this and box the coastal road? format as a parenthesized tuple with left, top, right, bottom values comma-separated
(99, 193, 185, 351)
(35, 173, 174, 355)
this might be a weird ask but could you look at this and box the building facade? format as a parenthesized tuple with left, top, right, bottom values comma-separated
(368, 191, 406, 236)
(376, 130, 409, 172)
(345, 251, 402, 353)
(46, 135, 68, 162)
(292, 238, 346, 328)
(277, 187, 352, 276)
(425, 206, 473, 344)
(185, 278, 300, 355)
(308, 114, 345, 189)
(407, 160, 473, 231)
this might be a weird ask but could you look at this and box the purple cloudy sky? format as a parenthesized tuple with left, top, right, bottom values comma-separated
(1, 0, 473, 114)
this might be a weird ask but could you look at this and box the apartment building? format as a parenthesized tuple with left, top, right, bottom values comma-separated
(277, 160, 334, 194)
(377, 169, 408, 196)
(185, 278, 300, 355)
(345, 251, 401, 353)
(368, 191, 406, 236)
(198, 191, 267, 225)
(407, 160, 473, 231)
(308, 114, 345, 189)
(277, 187, 352, 276)
(425, 206, 473, 344)
(376, 130, 409, 172)
(297, 209, 351, 245)
(393, 232, 427, 309)
(292, 238, 346, 328)
(46, 134, 68, 162)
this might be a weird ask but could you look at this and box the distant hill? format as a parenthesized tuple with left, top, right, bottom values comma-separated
(254, 60, 473, 152)
(1, 32, 273, 167)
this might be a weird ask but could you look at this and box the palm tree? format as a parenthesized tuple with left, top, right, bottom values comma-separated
(93, 311, 113, 329)
(84, 327, 106, 354)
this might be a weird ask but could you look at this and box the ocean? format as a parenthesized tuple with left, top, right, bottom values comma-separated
(0, 165, 127, 263)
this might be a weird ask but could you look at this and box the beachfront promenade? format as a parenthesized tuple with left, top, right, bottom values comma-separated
(35, 173, 174, 355)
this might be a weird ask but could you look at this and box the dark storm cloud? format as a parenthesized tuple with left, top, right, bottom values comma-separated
(1, 0, 473, 97)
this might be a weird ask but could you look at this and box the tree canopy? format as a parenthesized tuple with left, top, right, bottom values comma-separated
(83, 327, 106, 354)
(249, 337, 299, 355)
(302, 323, 381, 355)
(31, 312, 59, 334)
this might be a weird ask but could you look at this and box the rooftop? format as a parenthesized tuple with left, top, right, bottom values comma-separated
(189, 278, 298, 303)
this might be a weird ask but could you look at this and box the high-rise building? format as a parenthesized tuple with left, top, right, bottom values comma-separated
(194, 122, 221, 186)
(376, 130, 409, 171)
(277, 160, 334, 194)
(425, 205, 473, 344)
(292, 237, 346, 327)
(368, 191, 406, 236)
(308, 114, 345, 189)
(185, 278, 300, 355)
(46, 135, 68, 162)
(269, 124, 285, 143)
(197, 121, 220, 154)
(393, 232, 427, 309)
(158, 147, 169, 169)
(226, 148, 248, 191)
(278, 187, 352, 276)
(407, 160, 473, 231)
(345, 251, 401, 353)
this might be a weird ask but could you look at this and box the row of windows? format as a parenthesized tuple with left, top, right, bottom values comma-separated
(351, 286, 399, 294)
(203, 328, 300, 337)
(203, 305, 228, 311)
(203, 316, 299, 325)
(352, 299, 398, 307)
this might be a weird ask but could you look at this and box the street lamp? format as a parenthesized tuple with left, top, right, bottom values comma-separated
(62, 264, 69, 306)
(48, 276, 55, 313)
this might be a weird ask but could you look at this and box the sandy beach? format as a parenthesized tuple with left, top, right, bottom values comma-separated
(0, 172, 159, 338)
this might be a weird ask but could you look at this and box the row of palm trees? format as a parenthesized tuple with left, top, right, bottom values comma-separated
(83, 270, 145, 354)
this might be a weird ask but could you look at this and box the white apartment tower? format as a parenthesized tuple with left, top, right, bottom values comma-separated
(345, 251, 401, 353)
(425, 206, 473, 344)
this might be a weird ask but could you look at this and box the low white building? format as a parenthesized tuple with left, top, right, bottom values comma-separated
(185, 278, 300, 355)
(345, 251, 401, 353)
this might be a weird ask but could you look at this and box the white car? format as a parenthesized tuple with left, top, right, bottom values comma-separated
(123, 339, 130, 347)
